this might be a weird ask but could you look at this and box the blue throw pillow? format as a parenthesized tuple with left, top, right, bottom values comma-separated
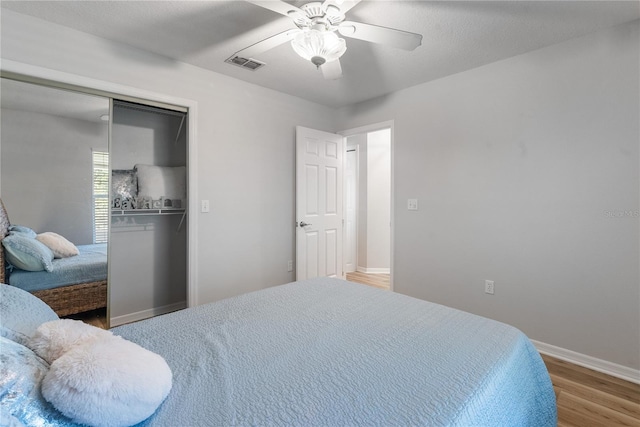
(2, 234, 54, 272)
(0, 284, 58, 346)
(8, 225, 37, 238)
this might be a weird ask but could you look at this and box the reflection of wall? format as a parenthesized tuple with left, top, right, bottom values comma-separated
(0, 108, 108, 245)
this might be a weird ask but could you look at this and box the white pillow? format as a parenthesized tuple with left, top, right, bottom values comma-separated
(28, 319, 113, 364)
(42, 336, 173, 427)
(36, 232, 79, 259)
(135, 164, 186, 200)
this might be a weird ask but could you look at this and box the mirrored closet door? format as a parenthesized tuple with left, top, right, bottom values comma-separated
(0, 78, 110, 323)
(1, 78, 190, 329)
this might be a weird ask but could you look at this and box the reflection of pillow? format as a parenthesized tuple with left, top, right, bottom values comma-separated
(0, 337, 75, 427)
(112, 169, 138, 200)
(36, 232, 79, 259)
(0, 284, 58, 346)
(8, 224, 37, 238)
(2, 233, 54, 272)
(42, 336, 172, 427)
(29, 319, 113, 364)
(135, 164, 186, 200)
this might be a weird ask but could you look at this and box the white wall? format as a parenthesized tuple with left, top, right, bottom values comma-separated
(365, 129, 391, 272)
(347, 134, 368, 269)
(337, 20, 640, 370)
(1, 108, 108, 245)
(1, 9, 336, 303)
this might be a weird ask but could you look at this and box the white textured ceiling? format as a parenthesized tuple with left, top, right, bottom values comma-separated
(2, 1, 638, 108)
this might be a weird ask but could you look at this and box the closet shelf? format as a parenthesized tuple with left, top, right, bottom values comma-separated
(111, 208, 185, 216)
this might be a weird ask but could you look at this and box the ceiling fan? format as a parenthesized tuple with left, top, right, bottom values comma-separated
(230, 0, 423, 79)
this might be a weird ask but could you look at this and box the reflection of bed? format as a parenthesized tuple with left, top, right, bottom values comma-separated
(0, 199, 107, 317)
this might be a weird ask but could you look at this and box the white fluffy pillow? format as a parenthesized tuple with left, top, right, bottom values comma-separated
(135, 164, 186, 200)
(28, 319, 113, 364)
(36, 232, 79, 258)
(42, 336, 173, 427)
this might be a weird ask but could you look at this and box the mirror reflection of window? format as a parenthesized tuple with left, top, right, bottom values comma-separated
(92, 150, 109, 244)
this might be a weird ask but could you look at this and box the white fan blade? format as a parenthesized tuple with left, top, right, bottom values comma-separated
(245, 0, 309, 23)
(321, 0, 362, 14)
(321, 59, 343, 80)
(233, 29, 300, 59)
(339, 21, 422, 51)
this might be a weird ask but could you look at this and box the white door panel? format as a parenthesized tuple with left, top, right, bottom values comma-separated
(296, 126, 344, 280)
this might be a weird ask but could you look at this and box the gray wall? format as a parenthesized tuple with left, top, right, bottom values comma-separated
(336, 21, 640, 370)
(1, 108, 108, 245)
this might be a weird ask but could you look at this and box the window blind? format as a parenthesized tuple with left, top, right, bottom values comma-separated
(92, 151, 109, 244)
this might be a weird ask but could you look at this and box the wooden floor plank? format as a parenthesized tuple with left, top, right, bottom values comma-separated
(543, 355, 640, 402)
(557, 391, 639, 427)
(550, 374, 640, 420)
(346, 272, 390, 290)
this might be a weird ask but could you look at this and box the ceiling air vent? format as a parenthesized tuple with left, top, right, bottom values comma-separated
(225, 56, 266, 71)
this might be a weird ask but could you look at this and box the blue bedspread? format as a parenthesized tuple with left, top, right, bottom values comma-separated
(8, 244, 107, 292)
(113, 278, 556, 426)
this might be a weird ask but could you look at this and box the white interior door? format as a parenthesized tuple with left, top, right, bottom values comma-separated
(296, 126, 344, 280)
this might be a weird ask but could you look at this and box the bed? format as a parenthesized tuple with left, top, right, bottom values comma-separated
(0, 199, 107, 317)
(1, 277, 557, 426)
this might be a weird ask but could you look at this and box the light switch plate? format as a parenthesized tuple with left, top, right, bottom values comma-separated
(408, 199, 418, 210)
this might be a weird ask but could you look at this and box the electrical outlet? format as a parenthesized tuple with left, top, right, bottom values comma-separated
(287, 260, 293, 272)
(485, 280, 495, 295)
(407, 199, 418, 210)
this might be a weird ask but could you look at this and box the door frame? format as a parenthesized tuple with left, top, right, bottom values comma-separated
(344, 144, 359, 274)
(339, 120, 394, 291)
(1, 59, 200, 308)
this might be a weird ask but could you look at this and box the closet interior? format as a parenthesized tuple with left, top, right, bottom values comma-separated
(109, 100, 188, 326)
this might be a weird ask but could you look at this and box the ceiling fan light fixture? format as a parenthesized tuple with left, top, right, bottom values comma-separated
(291, 30, 346, 68)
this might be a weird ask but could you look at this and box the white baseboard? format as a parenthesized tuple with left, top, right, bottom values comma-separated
(532, 340, 640, 384)
(356, 267, 390, 274)
(110, 301, 186, 327)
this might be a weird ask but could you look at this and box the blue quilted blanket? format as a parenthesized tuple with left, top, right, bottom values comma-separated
(113, 278, 556, 426)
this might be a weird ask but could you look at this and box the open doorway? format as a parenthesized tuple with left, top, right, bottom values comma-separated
(342, 124, 392, 291)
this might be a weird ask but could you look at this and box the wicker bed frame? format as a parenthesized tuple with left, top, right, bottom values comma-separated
(0, 198, 107, 317)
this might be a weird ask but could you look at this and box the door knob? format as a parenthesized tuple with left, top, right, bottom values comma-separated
(299, 221, 312, 227)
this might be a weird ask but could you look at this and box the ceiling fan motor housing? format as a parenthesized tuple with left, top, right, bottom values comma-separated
(295, 1, 345, 30)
